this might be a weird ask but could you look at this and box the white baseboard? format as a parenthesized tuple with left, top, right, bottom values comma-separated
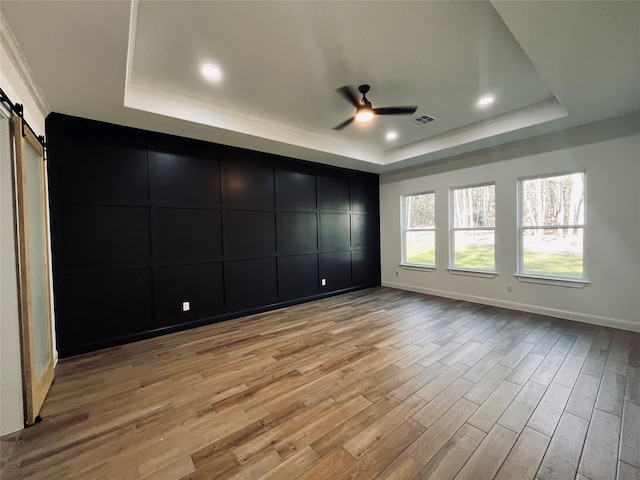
(382, 281, 640, 333)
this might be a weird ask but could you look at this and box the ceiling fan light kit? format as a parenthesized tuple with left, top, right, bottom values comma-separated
(333, 84, 418, 130)
(355, 109, 374, 123)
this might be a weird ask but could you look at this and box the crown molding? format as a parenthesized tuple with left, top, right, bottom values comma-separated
(0, 11, 50, 117)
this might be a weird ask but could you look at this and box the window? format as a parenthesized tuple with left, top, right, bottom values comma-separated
(520, 172, 585, 279)
(451, 184, 495, 271)
(402, 192, 435, 266)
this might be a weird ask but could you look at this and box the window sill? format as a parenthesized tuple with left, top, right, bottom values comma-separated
(514, 274, 590, 288)
(447, 268, 498, 279)
(400, 263, 436, 272)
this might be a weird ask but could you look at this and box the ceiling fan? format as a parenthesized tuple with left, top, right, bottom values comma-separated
(333, 84, 418, 130)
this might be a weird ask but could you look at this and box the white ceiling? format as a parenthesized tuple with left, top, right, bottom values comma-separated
(2, 1, 639, 173)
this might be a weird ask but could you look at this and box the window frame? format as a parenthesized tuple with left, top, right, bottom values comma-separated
(449, 182, 496, 274)
(401, 191, 436, 268)
(517, 170, 588, 283)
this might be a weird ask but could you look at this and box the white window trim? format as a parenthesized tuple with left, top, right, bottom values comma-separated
(401, 191, 436, 268)
(514, 273, 589, 288)
(517, 171, 587, 282)
(399, 263, 436, 272)
(447, 268, 498, 278)
(449, 182, 496, 274)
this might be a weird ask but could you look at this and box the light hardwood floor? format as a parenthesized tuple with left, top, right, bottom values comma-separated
(1, 287, 639, 480)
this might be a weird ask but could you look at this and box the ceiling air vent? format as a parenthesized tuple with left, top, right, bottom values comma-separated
(408, 114, 435, 127)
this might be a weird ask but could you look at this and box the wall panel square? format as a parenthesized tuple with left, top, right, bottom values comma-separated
(56, 140, 149, 204)
(279, 254, 318, 296)
(61, 205, 151, 270)
(352, 214, 379, 248)
(57, 269, 153, 351)
(351, 177, 379, 212)
(318, 176, 350, 211)
(225, 258, 277, 306)
(155, 263, 224, 325)
(226, 210, 276, 257)
(320, 251, 352, 286)
(320, 213, 351, 251)
(278, 212, 317, 253)
(276, 170, 316, 210)
(153, 151, 220, 207)
(157, 208, 222, 263)
(223, 158, 275, 207)
(352, 248, 380, 284)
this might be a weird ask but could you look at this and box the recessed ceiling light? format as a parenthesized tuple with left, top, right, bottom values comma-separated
(201, 63, 223, 83)
(385, 131, 398, 142)
(476, 94, 495, 108)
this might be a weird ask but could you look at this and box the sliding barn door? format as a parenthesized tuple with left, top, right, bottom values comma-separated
(11, 117, 54, 425)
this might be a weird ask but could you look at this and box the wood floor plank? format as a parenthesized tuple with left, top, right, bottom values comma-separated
(297, 448, 354, 480)
(343, 395, 425, 459)
(530, 352, 565, 386)
(605, 331, 631, 376)
(550, 334, 577, 356)
(494, 426, 549, 480)
(412, 378, 474, 429)
(454, 424, 518, 480)
(620, 401, 640, 469)
(274, 395, 371, 460)
(390, 362, 448, 401)
(581, 329, 612, 378)
(372, 452, 422, 480)
(627, 366, 640, 405)
(530, 331, 561, 356)
(463, 364, 513, 405)
(362, 363, 424, 403)
(500, 341, 535, 369)
(140, 456, 194, 480)
(618, 461, 640, 480)
(405, 398, 478, 465)
(335, 419, 426, 480)
(257, 445, 319, 480)
(310, 395, 399, 458)
(553, 354, 586, 388)
(461, 351, 504, 383)
(226, 449, 282, 480)
(468, 380, 522, 433)
(498, 381, 547, 434)
(526, 382, 572, 436)
(2, 287, 639, 480)
(537, 412, 589, 480)
(565, 372, 600, 421)
(392, 343, 440, 369)
(411, 423, 485, 480)
(457, 339, 498, 367)
(596, 370, 627, 416)
(578, 408, 621, 480)
(507, 352, 545, 385)
(414, 363, 469, 402)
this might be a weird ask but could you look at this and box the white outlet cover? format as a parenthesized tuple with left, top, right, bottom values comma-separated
(182, 301, 190, 311)
(321, 278, 326, 286)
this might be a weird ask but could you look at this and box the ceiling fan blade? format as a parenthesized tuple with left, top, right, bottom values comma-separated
(336, 86, 361, 108)
(333, 117, 355, 130)
(373, 106, 418, 116)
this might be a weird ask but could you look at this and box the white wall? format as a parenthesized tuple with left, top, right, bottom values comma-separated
(1, 18, 50, 435)
(380, 116, 640, 332)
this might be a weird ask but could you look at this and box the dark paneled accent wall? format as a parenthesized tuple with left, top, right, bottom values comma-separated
(46, 114, 380, 357)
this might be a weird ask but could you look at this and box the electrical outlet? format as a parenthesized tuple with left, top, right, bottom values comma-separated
(182, 301, 190, 311)
(395, 271, 399, 277)
(506, 285, 513, 293)
(321, 278, 326, 286)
